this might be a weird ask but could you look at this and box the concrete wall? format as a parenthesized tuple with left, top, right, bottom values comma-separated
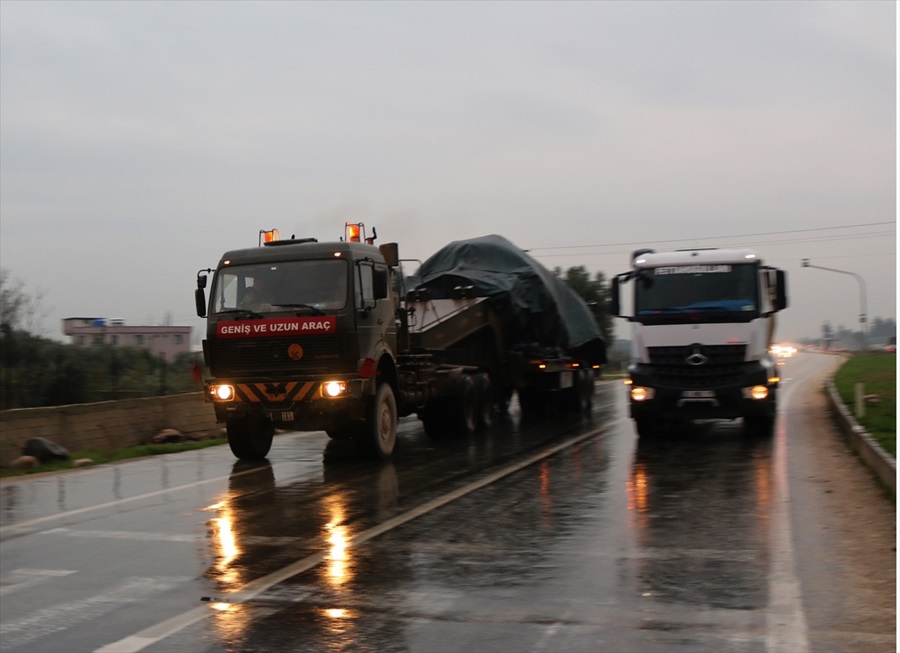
(0, 393, 220, 468)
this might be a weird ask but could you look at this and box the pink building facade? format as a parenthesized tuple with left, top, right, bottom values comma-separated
(62, 318, 192, 363)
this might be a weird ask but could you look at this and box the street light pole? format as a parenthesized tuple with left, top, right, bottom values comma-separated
(801, 258, 868, 351)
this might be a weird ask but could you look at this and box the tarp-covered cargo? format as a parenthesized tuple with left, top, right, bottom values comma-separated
(407, 235, 607, 365)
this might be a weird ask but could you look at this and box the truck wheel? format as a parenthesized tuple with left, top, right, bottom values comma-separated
(634, 417, 660, 439)
(744, 413, 775, 437)
(227, 416, 274, 460)
(564, 369, 594, 413)
(519, 387, 550, 419)
(494, 386, 513, 414)
(474, 373, 493, 431)
(357, 383, 398, 459)
(421, 401, 446, 438)
(453, 374, 478, 435)
(580, 369, 595, 411)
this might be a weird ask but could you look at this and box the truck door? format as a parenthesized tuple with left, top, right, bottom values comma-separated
(355, 260, 397, 357)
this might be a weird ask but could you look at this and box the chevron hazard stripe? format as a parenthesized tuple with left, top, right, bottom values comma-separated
(233, 381, 316, 403)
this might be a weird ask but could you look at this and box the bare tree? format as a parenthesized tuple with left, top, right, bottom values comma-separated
(0, 268, 51, 335)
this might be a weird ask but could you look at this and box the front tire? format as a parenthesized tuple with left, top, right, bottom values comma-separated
(227, 415, 274, 460)
(634, 416, 660, 439)
(357, 383, 398, 459)
(744, 412, 775, 437)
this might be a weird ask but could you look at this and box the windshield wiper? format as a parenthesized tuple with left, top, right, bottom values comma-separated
(271, 303, 326, 316)
(215, 308, 265, 319)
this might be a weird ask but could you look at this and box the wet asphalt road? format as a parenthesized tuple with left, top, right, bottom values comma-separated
(0, 351, 894, 653)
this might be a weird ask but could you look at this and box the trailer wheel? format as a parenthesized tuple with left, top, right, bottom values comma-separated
(420, 402, 445, 438)
(227, 415, 274, 460)
(494, 386, 513, 414)
(357, 383, 398, 459)
(474, 373, 493, 430)
(519, 387, 550, 419)
(580, 369, 595, 411)
(563, 369, 594, 413)
(453, 374, 478, 435)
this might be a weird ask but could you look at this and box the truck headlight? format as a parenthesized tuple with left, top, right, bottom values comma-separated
(321, 381, 348, 398)
(631, 386, 654, 402)
(742, 385, 769, 400)
(211, 385, 235, 401)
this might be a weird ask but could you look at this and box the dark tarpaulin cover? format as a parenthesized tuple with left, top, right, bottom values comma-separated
(406, 234, 607, 364)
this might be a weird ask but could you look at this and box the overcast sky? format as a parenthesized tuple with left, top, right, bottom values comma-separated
(0, 0, 895, 346)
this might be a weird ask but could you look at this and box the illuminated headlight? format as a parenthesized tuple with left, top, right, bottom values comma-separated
(321, 381, 348, 399)
(742, 385, 769, 400)
(630, 386, 654, 402)
(211, 385, 235, 401)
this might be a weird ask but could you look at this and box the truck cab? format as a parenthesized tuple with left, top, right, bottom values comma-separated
(196, 225, 400, 459)
(611, 248, 788, 436)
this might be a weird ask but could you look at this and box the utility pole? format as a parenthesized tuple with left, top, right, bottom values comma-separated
(802, 259, 868, 351)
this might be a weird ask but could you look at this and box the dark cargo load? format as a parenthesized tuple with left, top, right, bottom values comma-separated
(406, 234, 607, 365)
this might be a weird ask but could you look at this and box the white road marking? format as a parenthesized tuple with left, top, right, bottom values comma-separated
(765, 369, 811, 653)
(41, 527, 197, 543)
(0, 568, 77, 597)
(94, 424, 615, 653)
(1, 576, 187, 650)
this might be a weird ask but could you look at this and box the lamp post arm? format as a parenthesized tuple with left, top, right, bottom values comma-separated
(801, 259, 868, 350)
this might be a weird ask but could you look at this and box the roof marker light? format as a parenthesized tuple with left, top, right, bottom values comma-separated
(345, 222, 363, 243)
(259, 229, 280, 246)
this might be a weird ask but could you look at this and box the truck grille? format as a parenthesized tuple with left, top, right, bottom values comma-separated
(208, 335, 352, 377)
(646, 344, 747, 389)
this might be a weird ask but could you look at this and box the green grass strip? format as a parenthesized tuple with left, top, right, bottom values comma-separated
(833, 353, 896, 457)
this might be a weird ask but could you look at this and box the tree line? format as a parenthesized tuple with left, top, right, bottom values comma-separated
(0, 269, 201, 410)
(0, 266, 613, 411)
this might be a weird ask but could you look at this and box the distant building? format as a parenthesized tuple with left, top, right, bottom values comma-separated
(62, 318, 192, 362)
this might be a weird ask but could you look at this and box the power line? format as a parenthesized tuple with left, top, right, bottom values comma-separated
(526, 221, 895, 252)
(530, 230, 896, 261)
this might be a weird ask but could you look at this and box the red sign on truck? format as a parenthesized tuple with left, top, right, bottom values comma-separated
(216, 317, 336, 338)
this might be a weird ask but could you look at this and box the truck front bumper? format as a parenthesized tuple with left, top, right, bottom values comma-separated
(205, 376, 372, 429)
(627, 363, 778, 421)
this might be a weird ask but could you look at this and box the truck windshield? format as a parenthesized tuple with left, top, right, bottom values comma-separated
(211, 260, 348, 315)
(635, 263, 759, 318)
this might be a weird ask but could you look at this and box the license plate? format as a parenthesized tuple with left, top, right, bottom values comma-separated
(682, 390, 715, 399)
(559, 371, 573, 389)
(280, 411, 294, 422)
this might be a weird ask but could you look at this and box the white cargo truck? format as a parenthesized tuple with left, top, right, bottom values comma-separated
(610, 247, 788, 437)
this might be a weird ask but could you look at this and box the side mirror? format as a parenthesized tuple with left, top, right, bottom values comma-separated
(775, 269, 788, 311)
(610, 277, 621, 317)
(195, 288, 207, 318)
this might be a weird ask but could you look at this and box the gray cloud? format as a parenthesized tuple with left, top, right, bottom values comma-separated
(0, 0, 894, 344)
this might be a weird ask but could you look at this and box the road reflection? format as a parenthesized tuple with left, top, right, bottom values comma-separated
(628, 423, 776, 610)
(202, 455, 403, 650)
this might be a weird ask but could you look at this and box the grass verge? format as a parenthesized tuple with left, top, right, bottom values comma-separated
(0, 437, 228, 479)
(833, 353, 896, 457)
